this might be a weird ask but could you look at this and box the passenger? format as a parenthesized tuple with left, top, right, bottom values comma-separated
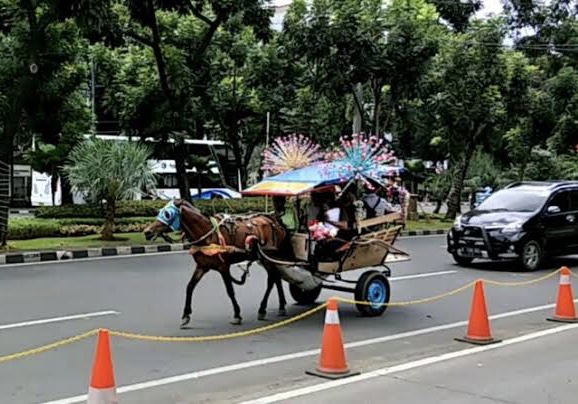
(363, 185, 393, 219)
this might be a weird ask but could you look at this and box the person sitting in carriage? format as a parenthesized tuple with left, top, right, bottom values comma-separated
(307, 188, 357, 262)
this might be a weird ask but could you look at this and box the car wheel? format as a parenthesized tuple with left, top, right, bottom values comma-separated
(521, 240, 542, 271)
(452, 253, 474, 266)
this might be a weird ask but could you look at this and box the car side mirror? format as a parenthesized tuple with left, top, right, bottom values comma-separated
(547, 205, 561, 214)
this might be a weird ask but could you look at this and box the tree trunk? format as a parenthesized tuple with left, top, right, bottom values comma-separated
(352, 83, 364, 134)
(174, 144, 191, 202)
(433, 199, 442, 214)
(197, 171, 203, 199)
(60, 171, 74, 205)
(101, 198, 115, 241)
(371, 79, 382, 137)
(0, 123, 15, 247)
(50, 168, 58, 206)
(445, 149, 474, 220)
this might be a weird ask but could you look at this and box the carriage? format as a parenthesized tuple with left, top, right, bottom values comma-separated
(242, 160, 411, 317)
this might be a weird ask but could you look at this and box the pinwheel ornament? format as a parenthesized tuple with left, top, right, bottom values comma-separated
(261, 134, 324, 177)
(324, 134, 397, 189)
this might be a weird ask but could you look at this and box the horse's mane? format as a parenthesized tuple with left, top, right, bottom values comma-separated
(174, 199, 202, 216)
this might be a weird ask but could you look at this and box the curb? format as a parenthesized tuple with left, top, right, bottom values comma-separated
(401, 229, 448, 237)
(0, 243, 193, 266)
(0, 229, 449, 266)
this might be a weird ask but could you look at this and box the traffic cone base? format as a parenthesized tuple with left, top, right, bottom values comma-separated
(456, 280, 501, 346)
(87, 329, 118, 404)
(547, 267, 578, 323)
(306, 368, 360, 380)
(87, 387, 119, 404)
(547, 316, 578, 323)
(454, 335, 501, 346)
(307, 299, 360, 380)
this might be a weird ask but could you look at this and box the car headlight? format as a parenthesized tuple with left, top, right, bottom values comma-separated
(502, 221, 523, 234)
(453, 215, 463, 230)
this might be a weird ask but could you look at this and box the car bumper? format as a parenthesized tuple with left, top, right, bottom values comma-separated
(447, 227, 525, 260)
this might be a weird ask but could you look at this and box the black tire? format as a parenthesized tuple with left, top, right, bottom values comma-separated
(452, 253, 474, 266)
(520, 239, 543, 271)
(354, 270, 391, 317)
(289, 283, 322, 305)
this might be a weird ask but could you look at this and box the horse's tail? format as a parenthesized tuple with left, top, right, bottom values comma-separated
(230, 262, 252, 285)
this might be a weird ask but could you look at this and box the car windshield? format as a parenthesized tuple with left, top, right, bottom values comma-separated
(477, 189, 548, 212)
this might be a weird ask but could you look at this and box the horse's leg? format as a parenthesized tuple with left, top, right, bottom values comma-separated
(274, 273, 288, 317)
(220, 267, 243, 325)
(258, 273, 275, 321)
(181, 265, 207, 328)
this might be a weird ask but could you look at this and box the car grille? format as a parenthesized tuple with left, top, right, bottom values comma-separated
(456, 225, 509, 255)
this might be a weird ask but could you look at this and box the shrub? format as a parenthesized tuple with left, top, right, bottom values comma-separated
(10, 197, 269, 240)
(35, 198, 268, 219)
(7, 217, 155, 240)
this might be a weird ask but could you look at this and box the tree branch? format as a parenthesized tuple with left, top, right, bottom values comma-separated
(123, 29, 154, 47)
(144, 0, 174, 105)
(191, 7, 213, 26)
(192, 13, 224, 65)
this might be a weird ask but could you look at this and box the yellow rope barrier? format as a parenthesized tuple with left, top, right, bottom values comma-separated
(0, 268, 571, 363)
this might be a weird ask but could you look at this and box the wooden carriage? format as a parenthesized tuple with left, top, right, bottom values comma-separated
(242, 162, 411, 317)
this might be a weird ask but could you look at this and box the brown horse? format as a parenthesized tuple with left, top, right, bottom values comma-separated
(143, 199, 289, 327)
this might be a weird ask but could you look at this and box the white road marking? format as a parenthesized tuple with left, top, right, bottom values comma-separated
(390, 270, 456, 281)
(0, 311, 119, 331)
(40, 299, 575, 404)
(242, 323, 578, 403)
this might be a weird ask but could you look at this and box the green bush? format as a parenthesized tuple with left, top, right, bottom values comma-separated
(7, 217, 155, 240)
(34, 198, 268, 219)
(11, 198, 269, 239)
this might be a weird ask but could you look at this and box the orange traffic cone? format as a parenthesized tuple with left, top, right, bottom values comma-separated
(87, 329, 118, 404)
(548, 267, 578, 323)
(455, 280, 501, 345)
(306, 298, 359, 379)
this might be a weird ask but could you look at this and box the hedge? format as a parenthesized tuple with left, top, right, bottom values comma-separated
(34, 198, 268, 219)
(7, 217, 154, 240)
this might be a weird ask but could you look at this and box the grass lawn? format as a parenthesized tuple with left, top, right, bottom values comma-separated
(404, 218, 452, 231)
(3, 232, 174, 252)
(2, 218, 451, 253)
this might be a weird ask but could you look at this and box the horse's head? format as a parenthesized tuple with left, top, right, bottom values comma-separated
(144, 200, 182, 241)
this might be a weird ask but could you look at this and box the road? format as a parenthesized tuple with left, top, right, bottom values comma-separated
(0, 234, 576, 403)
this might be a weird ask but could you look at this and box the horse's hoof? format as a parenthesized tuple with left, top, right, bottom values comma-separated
(258, 312, 267, 321)
(230, 317, 242, 325)
(180, 316, 191, 328)
(277, 309, 287, 317)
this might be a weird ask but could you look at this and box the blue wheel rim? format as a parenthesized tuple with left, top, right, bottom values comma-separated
(367, 279, 387, 310)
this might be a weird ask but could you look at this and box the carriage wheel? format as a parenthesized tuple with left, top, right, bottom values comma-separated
(354, 270, 391, 317)
(289, 283, 322, 305)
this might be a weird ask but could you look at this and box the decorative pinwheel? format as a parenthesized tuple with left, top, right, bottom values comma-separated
(324, 133, 396, 189)
(261, 134, 324, 176)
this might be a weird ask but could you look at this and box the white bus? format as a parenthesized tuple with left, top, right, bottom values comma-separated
(30, 135, 241, 206)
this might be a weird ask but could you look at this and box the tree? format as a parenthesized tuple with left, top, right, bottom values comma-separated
(425, 19, 508, 219)
(0, 0, 94, 245)
(63, 138, 157, 240)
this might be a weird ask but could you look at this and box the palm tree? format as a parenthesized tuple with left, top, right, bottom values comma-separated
(63, 138, 157, 240)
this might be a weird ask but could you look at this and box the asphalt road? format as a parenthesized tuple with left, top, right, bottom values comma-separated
(0, 235, 576, 403)
(270, 325, 578, 404)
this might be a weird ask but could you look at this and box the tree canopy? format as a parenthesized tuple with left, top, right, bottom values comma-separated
(2, 0, 578, 232)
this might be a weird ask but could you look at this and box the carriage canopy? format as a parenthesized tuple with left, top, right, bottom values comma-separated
(242, 161, 404, 197)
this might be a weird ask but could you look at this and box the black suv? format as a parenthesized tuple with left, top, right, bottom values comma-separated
(447, 181, 578, 271)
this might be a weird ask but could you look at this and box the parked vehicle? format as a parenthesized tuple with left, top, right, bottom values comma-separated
(447, 181, 578, 271)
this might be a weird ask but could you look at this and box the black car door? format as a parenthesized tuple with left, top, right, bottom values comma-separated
(542, 190, 578, 253)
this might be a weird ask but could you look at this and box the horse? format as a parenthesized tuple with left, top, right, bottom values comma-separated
(143, 199, 289, 327)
